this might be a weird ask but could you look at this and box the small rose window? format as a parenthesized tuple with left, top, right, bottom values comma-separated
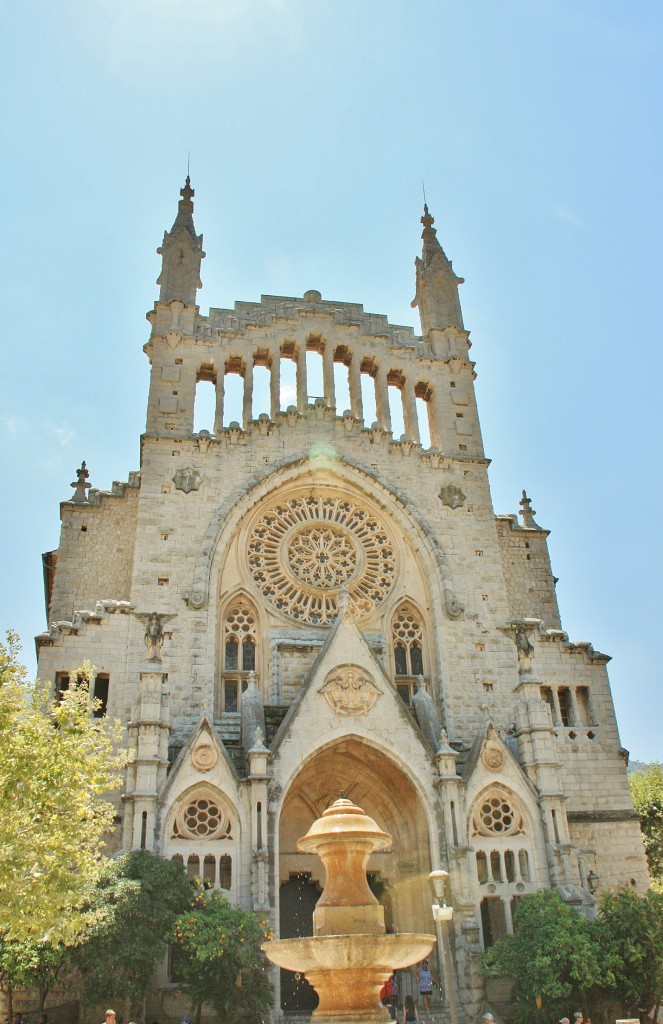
(173, 794, 231, 840)
(472, 791, 524, 838)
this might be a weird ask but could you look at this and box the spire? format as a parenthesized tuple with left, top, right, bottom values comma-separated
(420, 204, 445, 267)
(411, 204, 464, 335)
(519, 490, 541, 529)
(156, 177, 206, 306)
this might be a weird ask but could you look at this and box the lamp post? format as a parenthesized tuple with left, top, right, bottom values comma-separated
(428, 870, 459, 1024)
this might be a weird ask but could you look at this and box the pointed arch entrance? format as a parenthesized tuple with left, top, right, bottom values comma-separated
(277, 738, 434, 1011)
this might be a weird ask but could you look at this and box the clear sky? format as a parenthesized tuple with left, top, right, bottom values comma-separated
(1, 0, 661, 761)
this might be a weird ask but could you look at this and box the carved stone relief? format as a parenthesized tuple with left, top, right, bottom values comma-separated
(173, 466, 202, 493)
(481, 745, 505, 771)
(439, 484, 466, 509)
(192, 741, 218, 772)
(318, 664, 382, 716)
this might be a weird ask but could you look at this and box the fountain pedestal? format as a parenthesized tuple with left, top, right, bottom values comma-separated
(263, 799, 435, 1023)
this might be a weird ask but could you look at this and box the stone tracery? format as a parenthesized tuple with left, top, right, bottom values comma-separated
(246, 492, 397, 624)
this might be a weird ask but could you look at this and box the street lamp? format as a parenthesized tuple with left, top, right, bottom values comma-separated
(428, 870, 459, 1024)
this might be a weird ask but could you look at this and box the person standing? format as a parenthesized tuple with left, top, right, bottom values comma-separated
(416, 960, 433, 1013)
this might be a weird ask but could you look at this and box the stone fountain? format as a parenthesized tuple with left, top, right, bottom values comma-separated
(263, 798, 435, 1023)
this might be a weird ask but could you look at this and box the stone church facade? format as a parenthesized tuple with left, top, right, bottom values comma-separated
(36, 180, 648, 1018)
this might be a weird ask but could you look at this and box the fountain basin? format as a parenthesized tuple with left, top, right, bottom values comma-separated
(263, 933, 435, 1019)
(263, 933, 434, 972)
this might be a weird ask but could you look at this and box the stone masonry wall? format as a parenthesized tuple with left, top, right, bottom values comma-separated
(48, 479, 140, 623)
(495, 516, 562, 629)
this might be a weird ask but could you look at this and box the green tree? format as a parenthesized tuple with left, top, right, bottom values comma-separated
(0, 934, 70, 1017)
(629, 763, 663, 885)
(483, 890, 613, 1024)
(597, 887, 663, 1021)
(75, 851, 192, 1015)
(170, 886, 272, 1024)
(0, 632, 125, 943)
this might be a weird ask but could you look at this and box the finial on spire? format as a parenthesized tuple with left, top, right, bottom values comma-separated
(70, 461, 91, 503)
(421, 203, 435, 234)
(519, 490, 541, 529)
(180, 175, 194, 203)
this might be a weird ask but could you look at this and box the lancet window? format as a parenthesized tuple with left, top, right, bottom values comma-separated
(167, 786, 236, 897)
(470, 787, 536, 947)
(391, 603, 425, 706)
(217, 598, 258, 717)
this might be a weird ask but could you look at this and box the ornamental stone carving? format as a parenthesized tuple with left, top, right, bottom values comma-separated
(246, 492, 397, 624)
(439, 484, 466, 509)
(192, 741, 218, 772)
(173, 466, 202, 493)
(481, 745, 505, 771)
(318, 665, 382, 716)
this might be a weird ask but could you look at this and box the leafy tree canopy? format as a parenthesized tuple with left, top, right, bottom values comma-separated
(484, 887, 663, 1023)
(171, 886, 272, 1022)
(0, 632, 125, 943)
(629, 762, 663, 885)
(596, 887, 663, 1018)
(483, 890, 613, 1023)
(75, 851, 193, 1004)
(0, 933, 70, 1014)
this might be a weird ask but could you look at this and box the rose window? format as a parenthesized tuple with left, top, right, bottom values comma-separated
(472, 792, 524, 838)
(287, 525, 357, 589)
(246, 493, 397, 624)
(173, 795, 231, 840)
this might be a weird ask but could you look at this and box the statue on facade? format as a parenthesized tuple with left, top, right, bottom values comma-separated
(144, 612, 165, 662)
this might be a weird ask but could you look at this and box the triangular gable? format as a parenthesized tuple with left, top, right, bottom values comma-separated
(270, 607, 433, 764)
(158, 715, 239, 806)
(463, 720, 539, 803)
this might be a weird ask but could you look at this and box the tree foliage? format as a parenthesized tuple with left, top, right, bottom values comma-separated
(596, 887, 663, 1019)
(630, 763, 663, 885)
(170, 886, 272, 1022)
(483, 890, 612, 1023)
(483, 888, 663, 1023)
(0, 934, 70, 1015)
(0, 632, 125, 943)
(74, 851, 193, 1005)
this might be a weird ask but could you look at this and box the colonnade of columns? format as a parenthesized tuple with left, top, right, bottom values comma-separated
(198, 343, 441, 446)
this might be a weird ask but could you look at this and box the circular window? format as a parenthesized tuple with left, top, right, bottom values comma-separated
(473, 791, 524, 837)
(173, 794, 230, 840)
(246, 493, 397, 624)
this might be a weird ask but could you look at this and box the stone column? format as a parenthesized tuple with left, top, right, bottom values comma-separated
(430, 387, 445, 450)
(375, 364, 391, 432)
(322, 341, 336, 410)
(124, 671, 171, 852)
(551, 687, 562, 726)
(348, 355, 364, 421)
(214, 373, 225, 433)
(247, 730, 272, 912)
(402, 380, 420, 443)
(296, 343, 308, 412)
(270, 351, 281, 420)
(242, 351, 254, 428)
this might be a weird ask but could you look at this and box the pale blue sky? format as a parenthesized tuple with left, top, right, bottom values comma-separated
(1, 0, 661, 760)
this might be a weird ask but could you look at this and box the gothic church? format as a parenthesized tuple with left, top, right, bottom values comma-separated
(36, 180, 649, 1017)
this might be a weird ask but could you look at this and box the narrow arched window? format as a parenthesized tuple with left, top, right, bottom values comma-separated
(391, 603, 425, 706)
(217, 598, 258, 717)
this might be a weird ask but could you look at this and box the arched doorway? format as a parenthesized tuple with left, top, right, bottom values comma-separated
(277, 738, 434, 1011)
